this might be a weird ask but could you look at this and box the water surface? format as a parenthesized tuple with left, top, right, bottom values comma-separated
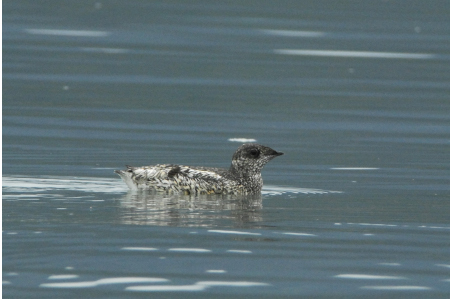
(3, 1, 450, 298)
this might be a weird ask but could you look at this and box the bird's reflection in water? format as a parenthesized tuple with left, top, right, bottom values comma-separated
(118, 191, 263, 228)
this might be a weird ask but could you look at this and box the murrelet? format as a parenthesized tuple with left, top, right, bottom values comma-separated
(115, 143, 283, 194)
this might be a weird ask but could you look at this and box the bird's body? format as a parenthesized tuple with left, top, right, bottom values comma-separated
(115, 144, 283, 195)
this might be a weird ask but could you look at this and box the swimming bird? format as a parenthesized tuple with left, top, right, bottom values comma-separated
(115, 143, 283, 194)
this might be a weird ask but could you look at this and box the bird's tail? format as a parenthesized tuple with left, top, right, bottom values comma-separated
(114, 167, 137, 190)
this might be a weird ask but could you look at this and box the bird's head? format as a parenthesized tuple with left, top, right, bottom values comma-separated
(230, 143, 283, 176)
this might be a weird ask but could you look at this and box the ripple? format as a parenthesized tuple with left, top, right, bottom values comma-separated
(331, 167, 380, 170)
(280, 232, 316, 237)
(360, 285, 431, 291)
(168, 248, 211, 253)
(274, 49, 437, 60)
(3, 176, 340, 196)
(228, 138, 257, 143)
(208, 230, 261, 236)
(121, 247, 158, 251)
(24, 28, 110, 37)
(378, 263, 401, 266)
(263, 185, 342, 195)
(40, 277, 169, 288)
(226, 250, 252, 254)
(2, 176, 127, 194)
(335, 274, 406, 280)
(48, 275, 79, 280)
(127, 284, 205, 292)
(126, 280, 270, 292)
(436, 264, 450, 268)
(206, 270, 227, 273)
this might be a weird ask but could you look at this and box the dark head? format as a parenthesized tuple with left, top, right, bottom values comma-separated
(230, 143, 284, 176)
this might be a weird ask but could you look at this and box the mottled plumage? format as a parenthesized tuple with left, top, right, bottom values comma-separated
(115, 143, 283, 195)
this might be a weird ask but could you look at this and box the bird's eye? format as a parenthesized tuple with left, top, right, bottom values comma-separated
(249, 148, 260, 158)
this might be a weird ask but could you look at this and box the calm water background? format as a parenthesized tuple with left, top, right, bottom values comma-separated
(3, 1, 450, 298)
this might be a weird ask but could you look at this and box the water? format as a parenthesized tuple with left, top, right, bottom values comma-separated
(3, 1, 450, 298)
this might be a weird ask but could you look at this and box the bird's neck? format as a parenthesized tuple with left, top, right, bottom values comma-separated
(228, 163, 263, 192)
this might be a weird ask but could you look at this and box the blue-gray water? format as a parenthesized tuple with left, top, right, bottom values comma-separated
(3, 1, 450, 298)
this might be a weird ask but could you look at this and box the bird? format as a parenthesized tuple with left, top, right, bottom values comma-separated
(115, 143, 283, 195)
